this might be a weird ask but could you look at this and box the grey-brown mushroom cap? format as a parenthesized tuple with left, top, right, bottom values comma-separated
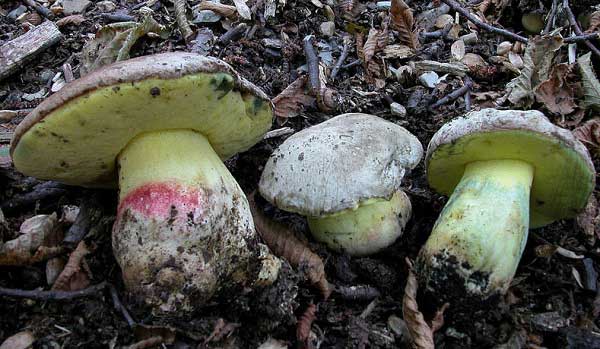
(426, 108, 596, 228)
(10, 52, 273, 187)
(259, 113, 424, 217)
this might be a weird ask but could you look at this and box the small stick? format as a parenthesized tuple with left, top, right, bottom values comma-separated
(173, 0, 194, 43)
(1, 181, 68, 212)
(440, 0, 528, 43)
(63, 195, 103, 247)
(464, 88, 472, 111)
(420, 23, 452, 41)
(218, 23, 247, 44)
(101, 13, 135, 22)
(543, 0, 559, 35)
(108, 283, 136, 327)
(303, 35, 321, 95)
(341, 59, 361, 69)
(0, 281, 107, 300)
(564, 33, 600, 43)
(22, 0, 53, 19)
(330, 39, 351, 81)
(429, 78, 473, 109)
(563, 0, 600, 58)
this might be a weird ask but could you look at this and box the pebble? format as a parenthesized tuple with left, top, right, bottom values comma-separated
(390, 102, 407, 118)
(418, 71, 440, 88)
(96, 0, 117, 12)
(320, 21, 335, 37)
(63, 0, 91, 15)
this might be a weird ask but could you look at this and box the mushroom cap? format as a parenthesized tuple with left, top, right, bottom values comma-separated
(259, 113, 423, 216)
(426, 108, 595, 228)
(10, 52, 273, 188)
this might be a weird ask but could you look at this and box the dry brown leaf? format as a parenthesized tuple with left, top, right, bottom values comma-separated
(587, 11, 600, 33)
(577, 194, 600, 245)
(272, 77, 315, 122)
(52, 241, 90, 291)
(363, 27, 388, 85)
(478, 0, 510, 21)
(534, 64, 577, 116)
(0, 330, 34, 349)
(56, 15, 86, 27)
(249, 194, 331, 299)
(338, 0, 365, 21)
(390, 0, 418, 49)
(0, 213, 60, 266)
(573, 118, 600, 149)
(402, 258, 448, 349)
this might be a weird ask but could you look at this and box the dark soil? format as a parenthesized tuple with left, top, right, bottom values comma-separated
(2, 0, 600, 348)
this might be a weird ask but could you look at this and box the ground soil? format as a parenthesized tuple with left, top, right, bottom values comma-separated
(1, 0, 600, 348)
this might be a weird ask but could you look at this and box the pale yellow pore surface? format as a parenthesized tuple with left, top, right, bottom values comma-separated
(117, 130, 230, 201)
(423, 159, 533, 295)
(307, 191, 412, 256)
(11, 73, 272, 188)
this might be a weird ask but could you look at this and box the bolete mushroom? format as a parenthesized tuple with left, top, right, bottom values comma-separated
(10, 52, 279, 313)
(416, 109, 595, 303)
(259, 113, 423, 256)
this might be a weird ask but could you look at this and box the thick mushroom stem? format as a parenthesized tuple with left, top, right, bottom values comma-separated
(112, 129, 262, 313)
(307, 191, 412, 256)
(417, 159, 534, 301)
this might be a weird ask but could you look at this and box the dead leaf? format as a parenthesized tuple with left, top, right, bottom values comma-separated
(578, 52, 600, 111)
(390, 0, 418, 49)
(363, 27, 389, 85)
(232, 0, 251, 20)
(0, 213, 61, 266)
(577, 194, 600, 245)
(80, 15, 167, 75)
(272, 77, 315, 122)
(52, 241, 91, 291)
(587, 11, 600, 32)
(534, 64, 577, 116)
(506, 34, 563, 108)
(56, 14, 86, 27)
(0, 331, 34, 349)
(573, 118, 600, 148)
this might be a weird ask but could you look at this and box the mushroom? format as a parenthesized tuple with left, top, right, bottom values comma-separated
(416, 109, 595, 303)
(10, 52, 279, 313)
(259, 113, 423, 256)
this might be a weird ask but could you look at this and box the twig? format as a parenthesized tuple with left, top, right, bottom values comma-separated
(0, 281, 107, 300)
(564, 33, 600, 43)
(464, 88, 472, 111)
(218, 23, 247, 44)
(173, 0, 194, 43)
(23, 0, 53, 19)
(341, 59, 361, 69)
(296, 304, 317, 345)
(52, 241, 90, 291)
(440, 0, 528, 43)
(420, 23, 452, 41)
(108, 283, 135, 327)
(1, 181, 68, 212)
(563, 0, 600, 58)
(303, 35, 321, 95)
(63, 195, 103, 247)
(100, 13, 135, 22)
(429, 77, 473, 109)
(331, 39, 351, 81)
(543, 0, 559, 35)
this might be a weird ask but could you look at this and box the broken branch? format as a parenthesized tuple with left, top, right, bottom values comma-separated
(563, 0, 600, 58)
(173, 0, 194, 43)
(0, 281, 107, 300)
(429, 77, 473, 110)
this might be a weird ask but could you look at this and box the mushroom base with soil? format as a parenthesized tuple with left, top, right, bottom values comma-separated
(417, 159, 533, 301)
(307, 190, 412, 256)
(113, 129, 275, 313)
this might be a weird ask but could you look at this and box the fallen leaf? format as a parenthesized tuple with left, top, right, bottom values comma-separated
(52, 241, 91, 291)
(272, 77, 315, 122)
(534, 64, 577, 116)
(232, 0, 251, 20)
(80, 15, 167, 75)
(0, 213, 61, 266)
(363, 27, 389, 85)
(390, 0, 418, 49)
(56, 14, 86, 27)
(587, 11, 600, 32)
(506, 34, 563, 108)
(0, 331, 34, 349)
(573, 118, 600, 148)
(578, 52, 600, 111)
(478, 0, 510, 22)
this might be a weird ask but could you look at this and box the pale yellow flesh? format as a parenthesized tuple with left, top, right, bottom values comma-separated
(117, 129, 231, 201)
(308, 191, 411, 256)
(422, 159, 533, 295)
(12, 73, 272, 188)
(427, 130, 594, 228)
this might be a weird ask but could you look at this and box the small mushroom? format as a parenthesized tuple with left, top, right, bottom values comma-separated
(259, 113, 423, 256)
(10, 52, 278, 313)
(416, 109, 595, 303)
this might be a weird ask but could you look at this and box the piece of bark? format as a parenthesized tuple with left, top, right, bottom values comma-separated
(0, 21, 62, 81)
